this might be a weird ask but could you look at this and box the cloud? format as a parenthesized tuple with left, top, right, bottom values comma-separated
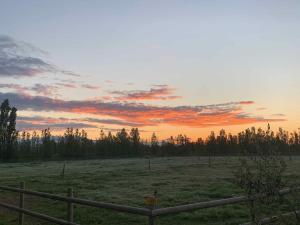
(0, 92, 285, 129)
(0, 81, 99, 96)
(0, 35, 54, 77)
(239, 101, 255, 105)
(17, 121, 97, 131)
(0, 35, 81, 78)
(0, 83, 29, 95)
(17, 116, 98, 131)
(17, 115, 144, 130)
(30, 84, 59, 96)
(82, 118, 143, 127)
(257, 107, 267, 111)
(60, 70, 81, 77)
(0, 83, 59, 96)
(271, 113, 286, 117)
(54, 82, 77, 89)
(110, 85, 181, 101)
(81, 84, 100, 90)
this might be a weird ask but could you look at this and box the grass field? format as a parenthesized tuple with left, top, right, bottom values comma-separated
(0, 156, 300, 225)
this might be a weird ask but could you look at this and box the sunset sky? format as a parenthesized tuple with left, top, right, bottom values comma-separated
(0, 0, 299, 140)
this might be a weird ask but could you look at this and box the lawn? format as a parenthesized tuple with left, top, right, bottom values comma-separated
(0, 156, 299, 225)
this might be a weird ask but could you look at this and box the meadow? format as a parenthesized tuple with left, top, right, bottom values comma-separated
(0, 156, 299, 225)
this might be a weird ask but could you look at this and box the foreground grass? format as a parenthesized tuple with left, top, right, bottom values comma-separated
(0, 156, 299, 225)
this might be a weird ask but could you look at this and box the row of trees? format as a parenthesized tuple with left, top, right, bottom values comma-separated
(1, 99, 300, 161)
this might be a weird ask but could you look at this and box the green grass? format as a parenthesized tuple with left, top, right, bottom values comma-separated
(0, 156, 300, 225)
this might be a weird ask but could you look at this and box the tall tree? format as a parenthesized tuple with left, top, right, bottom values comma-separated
(0, 99, 18, 160)
(206, 131, 216, 167)
(116, 128, 130, 155)
(130, 128, 140, 153)
(41, 128, 53, 159)
(150, 132, 159, 155)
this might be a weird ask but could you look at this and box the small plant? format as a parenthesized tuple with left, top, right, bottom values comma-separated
(236, 150, 287, 223)
(235, 125, 288, 224)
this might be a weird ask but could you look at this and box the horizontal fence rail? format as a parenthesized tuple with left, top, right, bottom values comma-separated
(0, 183, 298, 225)
(151, 188, 294, 216)
(0, 201, 78, 225)
(0, 183, 152, 225)
(0, 185, 151, 216)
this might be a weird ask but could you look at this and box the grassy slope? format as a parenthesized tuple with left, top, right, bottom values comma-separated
(0, 156, 299, 225)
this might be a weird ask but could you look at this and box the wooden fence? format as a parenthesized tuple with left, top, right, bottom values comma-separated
(0, 183, 298, 225)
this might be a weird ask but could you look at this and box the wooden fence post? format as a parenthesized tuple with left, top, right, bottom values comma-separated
(62, 163, 66, 177)
(250, 198, 256, 223)
(148, 159, 151, 171)
(19, 181, 25, 225)
(67, 187, 74, 222)
(148, 215, 154, 225)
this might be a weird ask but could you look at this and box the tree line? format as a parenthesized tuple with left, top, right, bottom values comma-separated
(1, 99, 299, 161)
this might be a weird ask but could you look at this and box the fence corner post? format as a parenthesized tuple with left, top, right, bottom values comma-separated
(67, 187, 74, 223)
(145, 191, 157, 225)
(18, 181, 25, 225)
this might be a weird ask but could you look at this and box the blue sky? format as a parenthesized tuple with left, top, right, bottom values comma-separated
(0, 0, 299, 139)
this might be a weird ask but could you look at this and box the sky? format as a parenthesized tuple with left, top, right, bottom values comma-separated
(0, 0, 299, 140)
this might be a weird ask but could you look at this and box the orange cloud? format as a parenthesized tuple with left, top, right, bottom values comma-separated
(1, 92, 285, 131)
